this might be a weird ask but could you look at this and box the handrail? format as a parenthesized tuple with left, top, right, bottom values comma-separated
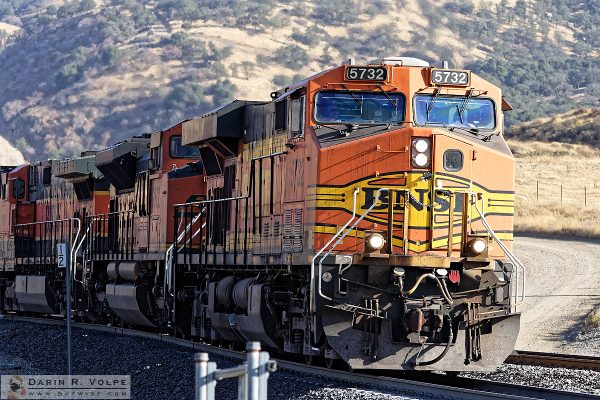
(311, 188, 389, 313)
(174, 195, 248, 208)
(433, 189, 525, 307)
(177, 221, 207, 254)
(15, 217, 79, 226)
(69, 217, 82, 288)
(71, 218, 92, 285)
(472, 193, 526, 308)
(195, 342, 276, 400)
(164, 205, 206, 303)
(89, 210, 135, 219)
(309, 187, 360, 314)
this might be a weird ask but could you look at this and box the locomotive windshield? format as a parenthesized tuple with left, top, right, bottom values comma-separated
(414, 94, 496, 130)
(315, 91, 405, 125)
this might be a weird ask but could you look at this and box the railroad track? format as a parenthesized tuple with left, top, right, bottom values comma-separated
(506, 350, 600, 372)
(2, 314, 599, 400)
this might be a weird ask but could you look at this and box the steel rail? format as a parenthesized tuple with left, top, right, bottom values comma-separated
(506, 350, 600, 372)
(2, 315, 598, 400)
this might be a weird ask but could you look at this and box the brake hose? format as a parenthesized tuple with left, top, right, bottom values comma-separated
(402, 273, 429, 296)
(413, 315, 454, 366)
(403, 273, 454, 305)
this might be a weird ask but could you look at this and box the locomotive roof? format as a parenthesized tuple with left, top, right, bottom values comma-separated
(200, 99, 267, 118)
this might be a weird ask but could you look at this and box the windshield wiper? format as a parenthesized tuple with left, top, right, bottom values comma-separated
(457, 89, 473, 124)
(449, 126, 497, 142)
(374, 84, 399, 109)
(340, 84, 363, 108)
(316, 122, 405, 137)
(423, 120, 447, 128)
(425, 89, 441, 121)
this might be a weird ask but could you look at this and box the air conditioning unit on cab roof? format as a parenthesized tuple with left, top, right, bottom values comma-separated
(368, 57, 430, 67)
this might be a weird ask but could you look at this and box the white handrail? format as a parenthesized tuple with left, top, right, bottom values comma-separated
(472, 194, 526, 308)
(311, 188, 389, 311)
(164, 206, 206, 301)
(309, 188, 359, 314)
(72, 218, 93, 285)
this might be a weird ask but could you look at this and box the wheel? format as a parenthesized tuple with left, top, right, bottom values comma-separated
(304, 355, 315, 365)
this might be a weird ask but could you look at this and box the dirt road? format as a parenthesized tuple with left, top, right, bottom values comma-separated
(513, 236, 600, 355)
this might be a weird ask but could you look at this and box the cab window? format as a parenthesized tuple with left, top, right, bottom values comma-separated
(414, 94, 496, 130)
(12, 178, 25, 200)
(315, 91, 405, 125)
(169, 136, 201, 159)
(290, 95, 305, 138)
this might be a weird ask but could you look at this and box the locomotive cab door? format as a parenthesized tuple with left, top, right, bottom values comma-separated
(430, 134, 473, 256)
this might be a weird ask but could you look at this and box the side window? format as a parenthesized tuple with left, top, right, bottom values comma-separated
(12, 178, 25, 200)
(275, 100, 287, 131)
(170, 136, 201, 159)
(290, 95, 305, 138)
(42, 167, 51, 186)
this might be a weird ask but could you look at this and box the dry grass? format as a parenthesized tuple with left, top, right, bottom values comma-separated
(583, 306, 600, 332)
(510, 140, 600, 238)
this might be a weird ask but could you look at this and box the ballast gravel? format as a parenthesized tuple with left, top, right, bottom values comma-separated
(0, 319, 421, 400)
(462, 363, 600, 395)
(1, 319, 598, 399)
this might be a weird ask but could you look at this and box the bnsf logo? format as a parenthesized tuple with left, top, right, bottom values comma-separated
(361, 187, 466, 213)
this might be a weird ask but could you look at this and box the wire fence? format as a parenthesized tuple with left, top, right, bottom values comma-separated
(517, 180, 600, 209)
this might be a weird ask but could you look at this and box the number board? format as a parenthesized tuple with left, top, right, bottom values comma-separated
(57, 243, 69, 268)
(345, 66, 388, 82)
(431, 69, 470, 86)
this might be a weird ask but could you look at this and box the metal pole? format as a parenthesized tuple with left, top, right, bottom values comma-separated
(66, 253, 72, 375)
(258, 351, 269, 400)
(67, 217, 80, 396)
(238, 371, 247, 400)
(195, 353, 209, 400)
(536, 180, 539, 201)
(560, 185, 563, 204)
(246, 342, 260, 400)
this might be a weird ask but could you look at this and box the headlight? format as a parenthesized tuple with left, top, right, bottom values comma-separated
(469, 238, 488, 255)
(413, 153, 429, 167)
(412, 138, 430, 168)
(366, 233, 385, 251)
(414, 138, 429, 153)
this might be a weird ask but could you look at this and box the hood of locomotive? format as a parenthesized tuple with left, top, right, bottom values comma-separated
(311, 124, 515, 260)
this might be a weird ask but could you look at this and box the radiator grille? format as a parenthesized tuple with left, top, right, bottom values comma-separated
(283, 208, 303, 253)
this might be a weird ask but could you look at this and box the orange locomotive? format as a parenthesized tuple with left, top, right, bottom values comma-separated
(0, 122, 206, 325)
(0, 57, 524, 372)
(173, 56, 523, 371)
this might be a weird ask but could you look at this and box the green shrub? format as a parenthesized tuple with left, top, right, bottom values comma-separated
(274, 44, 309, 69)
(291, 29, 319, 46)
(101, 46, 133, 68)
(164, 77, 209, 110)
(207, 79, 236, 107)
(313, 0, 361, 24)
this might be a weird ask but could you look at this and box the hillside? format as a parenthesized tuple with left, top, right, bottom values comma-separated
(506, 108, 600, 145)
(0, 0, 597, 160)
